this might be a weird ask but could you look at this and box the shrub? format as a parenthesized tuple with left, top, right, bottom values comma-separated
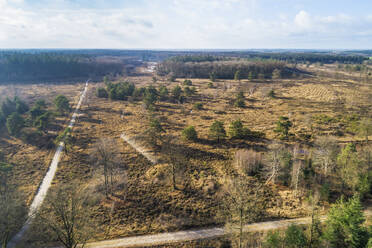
(30, 104, 45, 120)
(96, 87, 108, 98)
(1, 98, 17, 117)
(234, 70, 241, 81)
(284, 225, 308, 248)
(263, 230, 283, 248)
(234, 98, 245, 108)
(107, 81, 136, 100)
(274, 116, 292, 139)
(183, 79, 192, 86)
(228, 119, 246, 139)
(54, 95, 70, 114)
(34, 111, 52, 132)
(158, 86, 169, 101)
(35, 99, 46, 108)
(6, 112, 24, 136)
(15, 97, 29, 114)
(234, 149, 262, 176)
(234, 91, 245, 108)
(184, 86, 193, 96)
(182, 126, 198, 141)
(209, 121, 226, 142)
(268, 89, 275, 98)
(171, 85, 183, 103)
(143, 86, 158, 109)
(209, 72, 216, 82)
(193, 102, 203, 110)
(208, 82, 214, 88)
(168, 73, 176, 82)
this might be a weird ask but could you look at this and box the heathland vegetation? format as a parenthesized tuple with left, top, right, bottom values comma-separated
(0, 50, 371, 248)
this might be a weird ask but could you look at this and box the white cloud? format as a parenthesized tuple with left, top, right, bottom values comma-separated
(294, 10, 312, 29)
(0, 1, 371, 49)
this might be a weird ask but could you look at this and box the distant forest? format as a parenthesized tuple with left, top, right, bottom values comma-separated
(0, 49, 369, 83)
(0, 52, 133, 83)
(156, 58, 301, 79)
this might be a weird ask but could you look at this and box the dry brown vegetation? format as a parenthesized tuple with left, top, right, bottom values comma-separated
(1, 63, 371, 245)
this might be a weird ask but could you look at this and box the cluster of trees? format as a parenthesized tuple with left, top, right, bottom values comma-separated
(247, 52, 366, 64)
(96, 80, 197, 108)
(0, 95, 70, 137)
(0, 52, 125, 83)
(263, 196, 372, 248)
(180, 119, 263, 143)
(156, 59, 296, 79)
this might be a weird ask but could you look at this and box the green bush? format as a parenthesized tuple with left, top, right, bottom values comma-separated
(183, 79, 192, 86)
(234, 91, 245, 108)
(263, 230, 283, 248)
(208, 82, 214, 88)
(96, 87, 108, 98)
(184, 86, 193, 96)
(234, 98, 245, 108)
(6, 112, 24, 136)
(30, 105, 45, 120)
(209, 121, 226, 142)
(228, 119, 246, 139)
(54, 95, 70, 114)
(193, 102, 203, 110)
(15, 97, 29, 114)
(182, 126, 198, 141)
(209, 72, 216, 82)
(1, 98, 17, 117)
(274, 116, 292, 139)
(158, 86, 169, 101)
(34, 112, 52, 132)
(268, 89, 275, 98)
(172, 85, 183, 103)
(107, 81, 136, 100)
(284, 225, 308, 248)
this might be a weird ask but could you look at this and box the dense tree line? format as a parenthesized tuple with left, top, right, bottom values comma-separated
(156, 59, 297, 79)
(0, 52, 125, 83)
(244, 52, 366, 64)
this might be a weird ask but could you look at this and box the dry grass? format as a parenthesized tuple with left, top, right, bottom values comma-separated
(2, 64, 371, 242)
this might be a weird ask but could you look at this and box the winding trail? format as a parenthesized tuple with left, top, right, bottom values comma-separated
(8, 80, 89, 248)
(84, 209, 372, 248)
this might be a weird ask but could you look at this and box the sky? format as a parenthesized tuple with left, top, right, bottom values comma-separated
(0, 0, 371, 49)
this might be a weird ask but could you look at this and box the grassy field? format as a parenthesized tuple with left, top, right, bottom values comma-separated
(1, 64, 371, 244)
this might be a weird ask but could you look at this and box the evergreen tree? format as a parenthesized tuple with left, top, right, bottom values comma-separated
(54, 95, 70, 114)
(182, 126, 198, 141)
(274, 116, 292, 139)
(6, 112, 24, 136)
(209, 121, 226, 142)
(323, 196, 369, 248)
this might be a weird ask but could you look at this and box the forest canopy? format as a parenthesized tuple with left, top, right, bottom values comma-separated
(156, 59, 299, 79)
(0, 52, 128, 83)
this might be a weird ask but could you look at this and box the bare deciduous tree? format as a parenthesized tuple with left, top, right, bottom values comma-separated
(91, 138, 122, 197)
(313, 136, 338, 179)
(264, 143, 287, 185)
(291, 160, 303, 196)
(233, 149, 262, 176)
(222, 175, 265, 248)
(33, 186, 94, 248)
(161, 136, 187, 190)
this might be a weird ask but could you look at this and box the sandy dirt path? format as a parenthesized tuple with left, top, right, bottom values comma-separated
(84, 209, 372, 248)
(8, 80, 89, 248)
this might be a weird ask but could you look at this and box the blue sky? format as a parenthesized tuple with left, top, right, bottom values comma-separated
(0, 0, 371, 49)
